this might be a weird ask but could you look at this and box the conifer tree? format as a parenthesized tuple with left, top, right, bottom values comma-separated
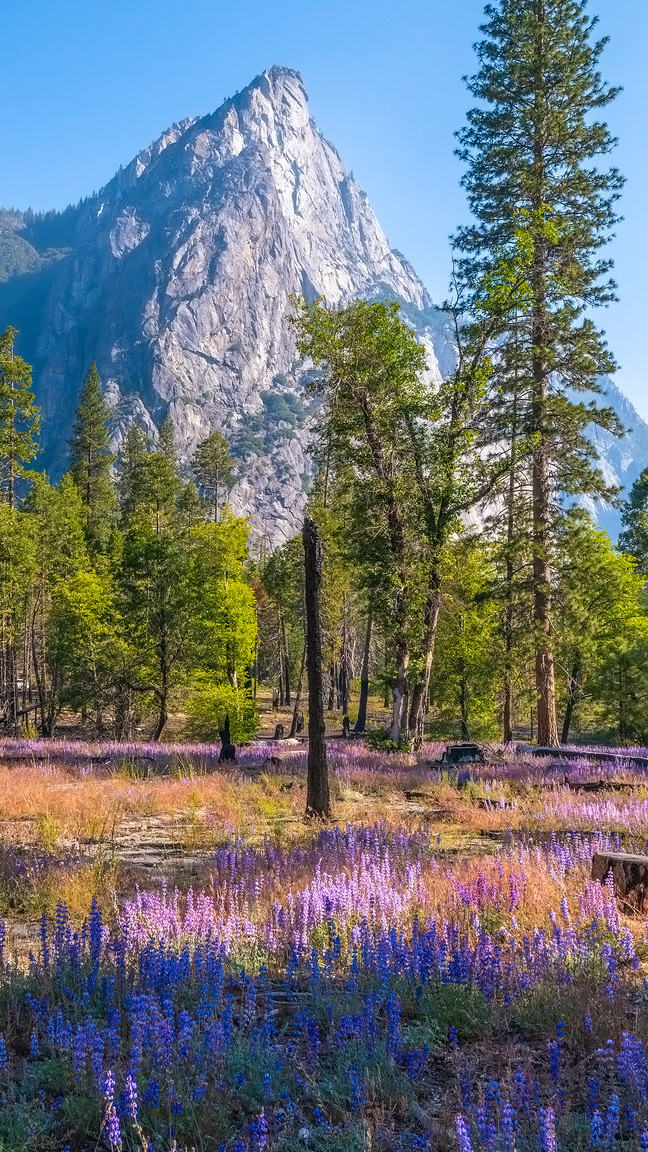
(619, 466, 648, 576)
(158, 411, 177, 466)
(0, 327, 41, 509)
(117, 424, 148, 523)
(69, 362, 116, 551)
(192, 431, 236, 522)
(455, 0, 624, 745)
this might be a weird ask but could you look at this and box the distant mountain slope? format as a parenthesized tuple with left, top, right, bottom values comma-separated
(0, 66, 644, 542)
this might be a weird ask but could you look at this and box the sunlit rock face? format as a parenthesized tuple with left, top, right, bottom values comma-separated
(23, 67, 452, 546)
(1, 66, 644, 542)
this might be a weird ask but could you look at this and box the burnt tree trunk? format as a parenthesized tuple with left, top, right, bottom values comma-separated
(280, 612, 291, 706)
(303, 516, 330, 818)
(289, 643, 307, 738)
(354, 604, 373, 734)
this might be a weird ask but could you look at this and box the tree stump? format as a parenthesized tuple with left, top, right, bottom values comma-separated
(591, 852, 648, 913)
(218, 715, 237, 764)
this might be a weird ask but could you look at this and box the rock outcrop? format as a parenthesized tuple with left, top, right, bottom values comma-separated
(0, 66, 645, 542)
(1, 67, 453, 545)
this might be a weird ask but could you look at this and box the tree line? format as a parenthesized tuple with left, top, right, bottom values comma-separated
(0, 334, 255, 741)
(259, 0, 648, 751)
(2, 0, 647, 751)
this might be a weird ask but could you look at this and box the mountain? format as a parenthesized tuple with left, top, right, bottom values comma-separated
(0, 66, 645, 541)
(0, 67, 453, 546)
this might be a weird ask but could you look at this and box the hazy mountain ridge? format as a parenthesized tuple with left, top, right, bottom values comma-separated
(0, 66, 645, 541)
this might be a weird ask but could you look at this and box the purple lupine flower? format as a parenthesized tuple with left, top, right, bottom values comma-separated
(590, 1110, 604, 1147)
(0, 1034, 6, 1071)
(250, 1109, 269, 1150)
(500, 1101, 516, 1152)
(124, 1071, 138, 1120)
(455, 1114, 474, 1152)
(538, 1107, 556, 1152)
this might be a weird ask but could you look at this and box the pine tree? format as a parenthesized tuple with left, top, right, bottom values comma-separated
(117, 424, 148, 522)
(0, 327, 41, 509)
(69, 362, 116, 551)
(619, 466, 648, 575)
(158, 411, 177, 466)
(454, 0, 624, 745)
(192, 431, 236, 522)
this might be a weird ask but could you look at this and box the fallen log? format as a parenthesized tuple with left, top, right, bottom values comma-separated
(592, 851, 648, 913)
(518, 744, 648, 770)
(566, 779, 636, 793)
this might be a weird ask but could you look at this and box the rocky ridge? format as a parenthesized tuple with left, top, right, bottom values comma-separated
(0, 66, 645, 542)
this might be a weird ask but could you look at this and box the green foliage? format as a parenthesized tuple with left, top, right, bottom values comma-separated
(619, 464, 648, 576)
(186, 674, 258, 743)
(69, 362, 116, 551)
(191, 429, 236, 521)
(454, 0, 624, 743)
(0, 326, 41, 507)
(432, 540, 501, 740)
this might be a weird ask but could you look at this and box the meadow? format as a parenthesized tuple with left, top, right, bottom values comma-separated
(1, 737, 648, 1151)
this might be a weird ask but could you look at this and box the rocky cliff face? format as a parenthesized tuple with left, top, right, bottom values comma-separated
(1, 67, 453, 546)
(0, 66, 645, 541)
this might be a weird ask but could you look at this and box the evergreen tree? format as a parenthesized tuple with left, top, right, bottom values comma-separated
(158, 411, 177, 466)
(455, 0, 624, 745)
(619, 465, 648, 575)
(0, 326, 41, 509)
(69, 362, 116, 551)
(117, 424, 148, 522)
(192, 431, 236, 522)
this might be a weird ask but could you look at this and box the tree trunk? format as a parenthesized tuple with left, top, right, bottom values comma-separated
(327, 663, 335, 712)
(530, 47, 559, 749)
(354, 605, 373, 734)
(152, 635, 169, 741)
(388, 641, 410, 743)
(561, 658, 582, 744)
(459, 674, 469, 740)
(502, 381, 518, 744)
(408, 573, 442, 749)
(280, 612, 291, 706)
(303, 516, 329, 818)
(289, 644, 307, 738)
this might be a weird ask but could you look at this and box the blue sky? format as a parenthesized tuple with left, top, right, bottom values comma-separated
(2, 0, 647, 415)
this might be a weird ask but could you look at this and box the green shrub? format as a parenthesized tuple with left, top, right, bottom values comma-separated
(186, 676, 258, 743)
(365, 729, 412, 753)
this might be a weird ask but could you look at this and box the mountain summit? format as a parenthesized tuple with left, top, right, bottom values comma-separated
(0, 67, 452, 543)
(0, 67, 645, 540)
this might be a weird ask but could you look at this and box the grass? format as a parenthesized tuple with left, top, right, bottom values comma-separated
(1, 734, 648, 1148)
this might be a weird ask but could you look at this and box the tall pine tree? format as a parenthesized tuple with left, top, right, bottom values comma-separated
(619, 466, 648, 576)
(455, 0, 624, 745)
(69, 362, 116, 552)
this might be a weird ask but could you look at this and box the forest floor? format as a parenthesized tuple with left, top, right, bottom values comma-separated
(0, 716, 647, 1150)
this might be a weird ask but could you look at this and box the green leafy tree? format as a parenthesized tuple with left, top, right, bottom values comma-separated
(192, 431, 236, 522)
(46, 570, 121, 732)
(293, 295, 517, 746)
(553, 517, 648, 741)
(24, 472, 89, 732)
(454, 0, 624, 744)
(432, 541, 501, 740)
(69, 362, 117, 551)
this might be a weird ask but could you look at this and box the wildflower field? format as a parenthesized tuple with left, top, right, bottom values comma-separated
(2, 739, 648, 1151)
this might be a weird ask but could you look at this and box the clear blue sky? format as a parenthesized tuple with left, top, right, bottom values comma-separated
(2, 0, 647, 415)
